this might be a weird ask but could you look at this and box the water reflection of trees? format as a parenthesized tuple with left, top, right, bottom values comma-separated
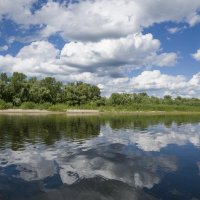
(0, 115, 101, 150)
(0, 114, 200, 150)
(107, 115, 200, 130)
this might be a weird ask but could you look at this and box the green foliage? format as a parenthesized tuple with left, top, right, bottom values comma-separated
(0, 72, 100, 107)
(1, 72, 200, 112)
(40, 77, 63, 103)
(48, 104, 68, 111)
(64, 82, 100, 106)
(107, 93, 200, 110)
(0, 100, 6, 109)
(13, 97, 22, 106)
(0, 100, 12, 109)
(20, 102, 37, 109)
(37, 102, 52, 110)
(93, 97, 106, 106)
(5, 102, 13, 109)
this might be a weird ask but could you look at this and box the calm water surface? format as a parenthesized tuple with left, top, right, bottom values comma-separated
(0, 114, 200, 200)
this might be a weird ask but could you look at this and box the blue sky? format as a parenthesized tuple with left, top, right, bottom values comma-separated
(143, 22, 200, 77)
(0, 0, 200, 97)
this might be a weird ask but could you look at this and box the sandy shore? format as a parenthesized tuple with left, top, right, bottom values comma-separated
(0, 109, 51, 113)
(67, 109, 99, 113)
(0, 109, 200, 116)
(0, 109, 64, 115)
(0, 109, 101, 116)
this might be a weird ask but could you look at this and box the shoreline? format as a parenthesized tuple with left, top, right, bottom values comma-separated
(0, 109, 64, 115)
(0, 109, 200, 116)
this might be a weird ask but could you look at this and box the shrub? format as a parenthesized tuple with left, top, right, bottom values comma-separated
(37, 102, 52, 110)
(48, 104, 68, 112)
(0, 99, 8, 109)
(13, 97, 22, 106)
(20, 102, 37, 109)
(5, 103, 13, 109)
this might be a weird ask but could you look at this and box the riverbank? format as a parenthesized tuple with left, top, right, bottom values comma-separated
(0, 109, 64, 115)
(0, 109, 200, 116)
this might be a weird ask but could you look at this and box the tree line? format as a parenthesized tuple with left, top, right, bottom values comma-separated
(0, 72, 101, 106)
(0, 72, 200, 110)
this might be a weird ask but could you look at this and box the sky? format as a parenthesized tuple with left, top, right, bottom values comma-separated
(0, 0, 200, 97)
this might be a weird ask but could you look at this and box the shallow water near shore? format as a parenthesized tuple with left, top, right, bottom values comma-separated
(0, 114, 200, 200)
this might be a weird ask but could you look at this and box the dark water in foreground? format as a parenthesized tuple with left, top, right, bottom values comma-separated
(0, 114, 200, 200)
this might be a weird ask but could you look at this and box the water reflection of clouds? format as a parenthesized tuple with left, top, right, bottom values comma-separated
(0, 141, 177, 190)
(59, 151, 176, 188)
(2, 121, 200, 199)
(99, 123, 200, 152)
(197, 162, 200, 175)
(17, 178, 158, 200)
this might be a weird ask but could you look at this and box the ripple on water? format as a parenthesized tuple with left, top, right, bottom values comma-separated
(0, 115, 200, 200)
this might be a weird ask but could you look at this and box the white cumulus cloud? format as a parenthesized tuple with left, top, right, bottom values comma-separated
(0, 39, 199, 97)
(32, 0, 200, 41)
(0, 45, 8, 51)
(0, 38, 177, 78)
(0, 0, 200, 97)
(192, 49, 200, 61)
(1, 0, 200, 41)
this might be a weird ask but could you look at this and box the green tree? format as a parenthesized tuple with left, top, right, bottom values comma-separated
(40, 77, 63, 103)
(64, 82, 101, 105)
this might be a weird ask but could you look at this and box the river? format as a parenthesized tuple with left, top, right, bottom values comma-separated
(0, 114, 200, 200)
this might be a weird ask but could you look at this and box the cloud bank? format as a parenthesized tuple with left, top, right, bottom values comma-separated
(0, 0, 200, 96)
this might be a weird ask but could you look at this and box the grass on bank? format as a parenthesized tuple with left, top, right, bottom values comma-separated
(1, 99, 200, 113)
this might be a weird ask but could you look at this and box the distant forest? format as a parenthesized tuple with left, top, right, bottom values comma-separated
(0, 72, 200, 111)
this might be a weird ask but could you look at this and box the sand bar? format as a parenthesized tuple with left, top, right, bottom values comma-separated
(0, 109, 200, 116)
